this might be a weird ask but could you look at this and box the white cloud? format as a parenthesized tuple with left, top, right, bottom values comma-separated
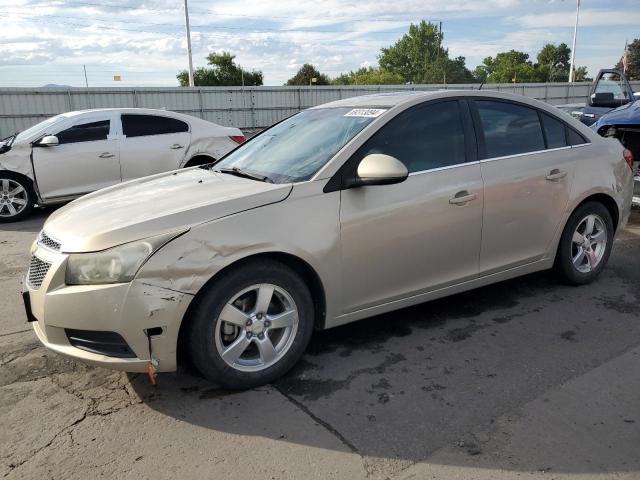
(511, 9, 640, 29)
(0, 0, 636, 86)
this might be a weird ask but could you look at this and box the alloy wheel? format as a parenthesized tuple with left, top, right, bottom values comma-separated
(571, 214, 607, 273)
(214, 283, 299, 372)
(0, 178, 29, 218)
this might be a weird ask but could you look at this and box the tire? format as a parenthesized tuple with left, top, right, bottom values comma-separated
(0, 172, 35, 223)
(554, 201, 614, 285)
(186, 259, 314, 389)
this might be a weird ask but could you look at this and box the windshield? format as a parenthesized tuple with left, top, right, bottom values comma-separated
(215, 107, 380, 183)
(14, 114, 66, 143)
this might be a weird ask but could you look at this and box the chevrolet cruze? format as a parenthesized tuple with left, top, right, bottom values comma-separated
(24, 91, 634, 389)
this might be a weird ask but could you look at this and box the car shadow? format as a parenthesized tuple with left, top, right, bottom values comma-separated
(128, 235, 640, 477)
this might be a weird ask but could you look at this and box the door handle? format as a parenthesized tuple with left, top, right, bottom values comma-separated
(170, 144, 184, 149)
(99, 152, 115, 158)
(449, 191, 477, 205)
(546, 169, 567, 181)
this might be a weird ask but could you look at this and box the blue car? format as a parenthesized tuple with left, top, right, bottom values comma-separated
(558, 69, 639, 205)
(557, 69, 639, 127)
(590, 74, 640, 206)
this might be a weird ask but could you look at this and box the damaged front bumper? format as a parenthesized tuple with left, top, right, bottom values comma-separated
(24, 243, 193, 372)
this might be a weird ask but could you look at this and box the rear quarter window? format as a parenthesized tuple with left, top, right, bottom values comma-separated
(566, 127, 588, 146)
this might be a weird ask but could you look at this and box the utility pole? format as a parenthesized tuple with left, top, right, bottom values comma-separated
(568, 0, 580, 82)
(83, 64, 89, 88)
(184, 0, 195, 87)
(83, 64, 91, 108)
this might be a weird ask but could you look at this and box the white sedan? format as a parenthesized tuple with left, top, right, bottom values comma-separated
(0, 108, 245, 222)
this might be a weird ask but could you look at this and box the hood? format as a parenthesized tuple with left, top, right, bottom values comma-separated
(43, 168, 292, 252)
(593, 100, 640, 130)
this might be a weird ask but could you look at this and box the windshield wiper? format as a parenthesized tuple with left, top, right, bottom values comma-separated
(0, 132, 17, 153)
(217, 167, 272, 183)
(1, 132, 17, 145)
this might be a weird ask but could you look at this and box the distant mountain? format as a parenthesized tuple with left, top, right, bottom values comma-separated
(41, 84, 72, 88)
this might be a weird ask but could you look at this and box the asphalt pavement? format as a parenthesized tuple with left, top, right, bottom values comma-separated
(1, 208, 639, 479)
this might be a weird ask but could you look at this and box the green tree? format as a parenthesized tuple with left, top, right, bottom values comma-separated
(476, 44, 588, 83)
(574, 66, 591, 82)
(331, 67, 404, 85)
(615, 38, 640, 80)
(475, 50, 546, 83)
(378, 21, 474, 84)
(286, 64, 330, 86)
(177, 52, 263, 86)
(537, 43, 571, 82)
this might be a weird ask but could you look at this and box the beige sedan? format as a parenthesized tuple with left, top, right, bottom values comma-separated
(24, 91, 634, 389)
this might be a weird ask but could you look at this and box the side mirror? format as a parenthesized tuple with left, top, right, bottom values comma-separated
(36, 135, 59, 147)
(350, 154, 408, 187)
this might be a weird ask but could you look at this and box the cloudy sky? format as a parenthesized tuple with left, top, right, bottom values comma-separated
(0, 0, 637, 87)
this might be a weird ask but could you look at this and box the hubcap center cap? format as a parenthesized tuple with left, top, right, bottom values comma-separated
(248, 317, 265, 334)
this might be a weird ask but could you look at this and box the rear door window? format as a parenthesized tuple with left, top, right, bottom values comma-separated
(56, 120, 110, 144)
(540, 113, 568, 149)
(475, 101, 545, 158)
(122, 114, 189, 138)
(353, 100, 467, 173)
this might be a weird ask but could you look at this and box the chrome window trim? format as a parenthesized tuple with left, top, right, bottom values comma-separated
(408, 161, 480, 177)
(478, 144, 589, 164)
(377, 143, 591, 177)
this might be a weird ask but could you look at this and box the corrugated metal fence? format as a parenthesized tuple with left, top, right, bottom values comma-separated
(1, 82, 639, 138)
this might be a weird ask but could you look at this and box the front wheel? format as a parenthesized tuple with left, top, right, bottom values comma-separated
(0, 173, 35, 223)
(554, 201, 614, 285)
(186, 260, 314, 389)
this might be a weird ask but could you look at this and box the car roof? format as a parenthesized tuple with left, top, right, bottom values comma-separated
(311, 88, 600, 144)
(312, 89, 546, 109)
(66, 107, 189, 118)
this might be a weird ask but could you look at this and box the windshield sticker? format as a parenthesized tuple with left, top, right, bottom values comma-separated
(344, 108, 387, 118)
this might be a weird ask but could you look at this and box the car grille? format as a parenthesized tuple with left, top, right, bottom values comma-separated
(27, 255, 52, 289)
(38, 231, 61, 251)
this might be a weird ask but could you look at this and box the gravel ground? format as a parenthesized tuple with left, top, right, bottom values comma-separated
(1, 208, 639, 480)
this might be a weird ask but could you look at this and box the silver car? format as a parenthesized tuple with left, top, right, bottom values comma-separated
(24, 91, 634, 389)
(0, 108, 244, 222)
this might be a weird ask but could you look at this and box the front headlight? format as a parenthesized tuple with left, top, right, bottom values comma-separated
(65, 231, 184, 285)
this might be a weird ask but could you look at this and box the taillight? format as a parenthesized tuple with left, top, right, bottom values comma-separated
(229, 135, 245, 144)
(623, 148, 634, 170)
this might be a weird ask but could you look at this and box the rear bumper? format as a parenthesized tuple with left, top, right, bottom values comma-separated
(24, 244, 194, 373)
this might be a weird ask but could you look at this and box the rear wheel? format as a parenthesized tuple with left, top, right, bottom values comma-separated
(555, 201, 614, 285)
(186, 260, 314, 389)
(0, 173, 34, 223)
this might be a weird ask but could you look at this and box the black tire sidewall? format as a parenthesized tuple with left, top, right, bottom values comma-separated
(555, 201, 614, 285)
(0, 172, 35, 223)
(187, 260, 314, 389)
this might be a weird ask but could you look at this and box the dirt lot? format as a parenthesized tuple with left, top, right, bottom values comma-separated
(1, 209, 640, 480)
